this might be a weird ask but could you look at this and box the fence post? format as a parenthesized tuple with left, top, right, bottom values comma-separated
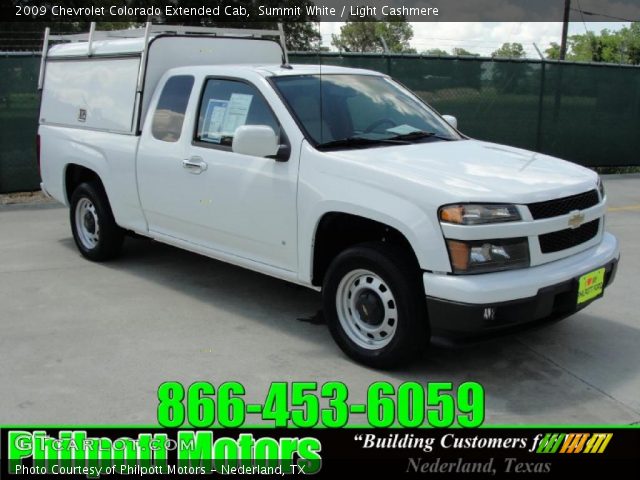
(535, 60, 546, 152)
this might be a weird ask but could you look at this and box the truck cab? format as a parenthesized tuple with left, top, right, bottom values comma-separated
(38, 24, 619, 367)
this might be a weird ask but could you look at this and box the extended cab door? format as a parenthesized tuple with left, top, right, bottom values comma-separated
(137, 73, 299, 272)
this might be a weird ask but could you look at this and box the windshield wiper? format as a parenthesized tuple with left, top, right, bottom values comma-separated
(389, 130, 454, 142)
(316, 136, 408, 150)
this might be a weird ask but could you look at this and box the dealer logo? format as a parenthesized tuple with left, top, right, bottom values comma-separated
(535, 433, 612, 454)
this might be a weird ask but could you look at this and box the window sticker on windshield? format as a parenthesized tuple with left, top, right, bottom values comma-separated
(202, 99, 228, 143)
(386, 124, 421, 135)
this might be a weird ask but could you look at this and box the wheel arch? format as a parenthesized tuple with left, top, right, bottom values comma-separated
(64, 164, 105, 204)
(310, 211, 422, 287)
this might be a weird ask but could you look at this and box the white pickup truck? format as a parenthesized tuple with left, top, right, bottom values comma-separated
(38, 24, 619, 367)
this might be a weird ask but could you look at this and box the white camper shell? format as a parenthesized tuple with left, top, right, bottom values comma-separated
(39, 24, 287, 134)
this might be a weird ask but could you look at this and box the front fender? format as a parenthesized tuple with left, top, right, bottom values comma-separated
(297, 177, 451, 284)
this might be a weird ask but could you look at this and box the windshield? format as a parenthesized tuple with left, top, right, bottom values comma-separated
(271, 74, 461, 148)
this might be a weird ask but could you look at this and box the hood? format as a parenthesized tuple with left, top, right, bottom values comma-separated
(327, 139, 598, 204)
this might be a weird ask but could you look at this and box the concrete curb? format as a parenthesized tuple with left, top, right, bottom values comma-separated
(0, 202, 63, 212)
(601, 173, 640, 180)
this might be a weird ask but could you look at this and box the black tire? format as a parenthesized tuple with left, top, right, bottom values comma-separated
(322, 242, 429, 368)
(69, 182, 124, 261)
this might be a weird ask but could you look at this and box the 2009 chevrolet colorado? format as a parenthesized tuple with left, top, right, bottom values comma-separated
(38, 24, 619, 367)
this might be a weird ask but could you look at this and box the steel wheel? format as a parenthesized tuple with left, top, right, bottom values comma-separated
(336, 269, 398, 350)
(324, 242, 430, 367)
(74, 197, 100, 250)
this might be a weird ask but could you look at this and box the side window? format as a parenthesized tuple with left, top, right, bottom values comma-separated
(152, 75, 194, 142)
(195, 79, 280, 147)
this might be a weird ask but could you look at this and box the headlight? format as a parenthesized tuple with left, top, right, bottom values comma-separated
(597, 176, 605, 200)
(446, 238, 530, 274)
(439, 204, 521, 225)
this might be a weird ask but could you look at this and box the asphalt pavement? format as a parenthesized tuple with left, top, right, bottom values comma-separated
(1, 176, 638, 425)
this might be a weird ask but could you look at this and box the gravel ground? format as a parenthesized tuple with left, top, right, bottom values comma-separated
(0, 190, 56, 206)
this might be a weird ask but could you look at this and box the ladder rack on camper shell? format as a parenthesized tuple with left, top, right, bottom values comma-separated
(38, 21, 288, 90)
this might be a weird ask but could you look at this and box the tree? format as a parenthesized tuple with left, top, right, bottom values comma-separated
(491, 42, 526, 58)
(545, 23, 640, 65)
(569, 33, 608, 62)
(423, 48, 449, 56)
(451, 47, 479, 57)
(621, 22, 640, 64)
(1, 0, 321, 52)
(545, 42, 561, 60)
(568, 27, 640, 64)
(281, 22, 321, 51)
(1, 0, 138, 50)
(331, 16, 414, 53)
(168, 0, 321, 51)
(376, 17, 415, 52)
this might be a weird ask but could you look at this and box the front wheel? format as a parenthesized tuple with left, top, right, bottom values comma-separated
(322, 242, 429, 368)
(70, 182, 124, 261)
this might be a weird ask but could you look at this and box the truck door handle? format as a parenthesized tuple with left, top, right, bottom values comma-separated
(182, 157, 207, 174)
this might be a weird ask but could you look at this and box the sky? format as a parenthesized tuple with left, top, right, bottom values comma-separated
(319, 22, 630, 57)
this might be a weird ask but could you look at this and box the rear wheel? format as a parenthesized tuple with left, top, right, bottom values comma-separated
(323, 242, 429, 368)
(70, 182, 124, 261)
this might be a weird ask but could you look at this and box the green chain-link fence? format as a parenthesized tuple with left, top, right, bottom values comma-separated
(0, 54, 40, 193)
(0, 52, 639, 193)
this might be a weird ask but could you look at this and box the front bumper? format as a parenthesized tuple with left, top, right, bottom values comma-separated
(424, 232, 619, 337)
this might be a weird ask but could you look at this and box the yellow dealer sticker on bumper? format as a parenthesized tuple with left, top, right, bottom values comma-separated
(577, 267, 606, 305)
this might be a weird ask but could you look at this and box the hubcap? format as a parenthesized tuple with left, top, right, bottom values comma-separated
(355, 289, 385, 326)
(83, 212, 96, 233)
(75, 198, 100, 249)
(336, 269, 398, 350)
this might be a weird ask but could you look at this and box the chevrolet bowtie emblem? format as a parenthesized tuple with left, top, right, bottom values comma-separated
(568, 211, 585, 229)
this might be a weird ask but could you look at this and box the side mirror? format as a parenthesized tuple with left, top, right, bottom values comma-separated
(232, 125, 279, 158)
(442, 115, 458, 129)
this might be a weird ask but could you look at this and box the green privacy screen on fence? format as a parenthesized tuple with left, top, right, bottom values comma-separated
(0, 52, 639, 193)
(0, 54, 40, 193)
